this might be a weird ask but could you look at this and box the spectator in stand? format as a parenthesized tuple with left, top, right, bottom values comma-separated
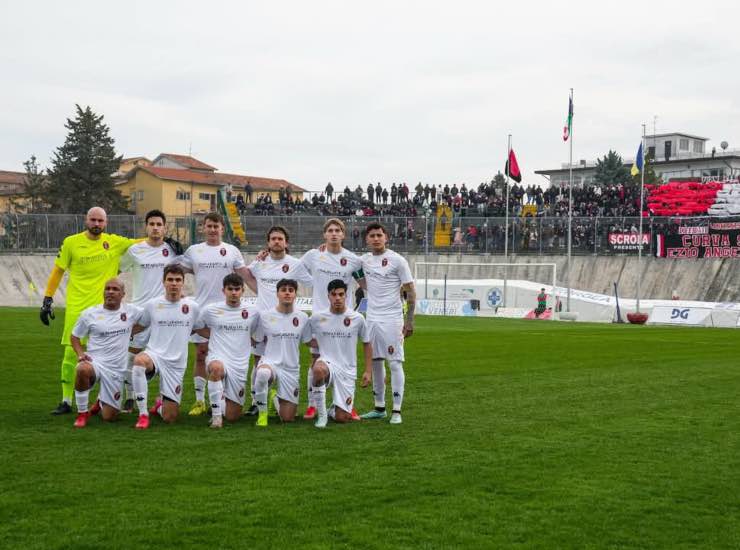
(367, 183, 375, 203)
(424, 184, 431, 203)
(375, 182, 382, 202)
(244, 182, 253, 204)
(325, 182, 334, 201)
(390, 183, 398, 204)
(236, 194, 246, 214)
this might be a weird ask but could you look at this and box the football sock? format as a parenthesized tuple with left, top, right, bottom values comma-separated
(208, 380, 223, 418)
(254, 368, 271, 414)
(75, 389, 90, 413)
(132, 365, 149, 416)
(125, 353, 136, 399)
(389, 360, 405, 412)
(312, 377, 327, 420)
(307, 367, 315, 408)
(194, 376, 206, 402)
(372, 359, 386, 409)
(61, 346, 77, 403)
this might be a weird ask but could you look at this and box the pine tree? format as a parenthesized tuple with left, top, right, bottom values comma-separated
(14, 155, 48, 213)
(593, 150, 631, 187)
(46, 105, 126, 213)
(632, 156, 662, 186)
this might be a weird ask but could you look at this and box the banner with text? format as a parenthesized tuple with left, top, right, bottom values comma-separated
(607, 232, 649, 252)
(655, 221, 740, 258)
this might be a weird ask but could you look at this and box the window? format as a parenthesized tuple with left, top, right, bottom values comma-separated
(679, 138, 689, 151)
(137, 190, 144, 200)
(176, 191, 191, 201)
(693, 141, 704, 153)
(199, 192, 214, 201)
(647, 146, 656, 159)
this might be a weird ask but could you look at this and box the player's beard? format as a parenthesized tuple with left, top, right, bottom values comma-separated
(88, 226, 103, 235)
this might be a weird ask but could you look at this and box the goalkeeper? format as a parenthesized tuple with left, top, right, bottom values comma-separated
(41, 207, 179, 415)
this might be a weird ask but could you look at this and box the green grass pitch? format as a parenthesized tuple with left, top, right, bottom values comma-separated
(1, 307, 739, 549)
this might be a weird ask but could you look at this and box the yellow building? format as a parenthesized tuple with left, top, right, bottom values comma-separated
(0, 170, 29, 213)
(116, 153, 306, 217)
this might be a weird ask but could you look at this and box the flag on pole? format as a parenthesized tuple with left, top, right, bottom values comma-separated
(631, 142, 644, 176)
(505, 149, 522, 183)
(563, 96, 573, 141)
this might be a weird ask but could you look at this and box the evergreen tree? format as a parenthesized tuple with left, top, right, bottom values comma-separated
(632, 155, 662, 186)
(593, 150, 631, 187)
(15, 155, 48, 213)
(46, 105, 126, 213)
(491, 171, 507, 194)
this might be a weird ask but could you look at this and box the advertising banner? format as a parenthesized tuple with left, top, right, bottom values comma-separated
(607, 232, 649, 252)
(655, 221, 740, 258)
(648, 306, 713, 326)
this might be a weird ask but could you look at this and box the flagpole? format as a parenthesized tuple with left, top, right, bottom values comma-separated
(504, 134, 511, 307)
(566, 88, 573, 312)
(636, 123, 646, 312)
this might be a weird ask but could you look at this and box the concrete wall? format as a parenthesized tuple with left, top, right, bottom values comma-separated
(1, 253, 738, 307)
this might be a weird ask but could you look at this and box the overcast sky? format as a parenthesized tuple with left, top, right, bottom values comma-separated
(1, 1, 738, 191)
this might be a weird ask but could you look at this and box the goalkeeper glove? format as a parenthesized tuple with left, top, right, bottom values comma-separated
(40, 296, 55, 326)
(164, 236, 184, 256)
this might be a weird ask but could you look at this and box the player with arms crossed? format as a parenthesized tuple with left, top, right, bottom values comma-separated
(179, 212, 250, 416)
(299, 218, 363, 420)
(70, 278, 143, 427)
(118, 209, 181, 411)
(192, 274, 260, 428)
(308, 279, 372, 428)
(242, 226, 312, 416)
(252, 279, 312, 427)
(360, 222, 416, 425)
(130, 265, 200, 429)
(41, 207, 142, 415)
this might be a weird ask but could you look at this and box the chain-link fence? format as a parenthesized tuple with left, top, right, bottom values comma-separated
(0, 212, 725, 256)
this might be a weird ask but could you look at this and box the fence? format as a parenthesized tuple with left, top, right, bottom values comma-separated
(0, 212, 725, 256)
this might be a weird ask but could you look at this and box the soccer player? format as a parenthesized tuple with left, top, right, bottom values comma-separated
(70, 278, 143, 428)
(118, 209, 180, 411)
(130, 265, 200, 429)
(178, 212, 250, 416)
(40, 206, 141, 415)
(242, 226, 312, 416)
(299, 218, 363, 420)
(252, 279, 312, 427)
(359, 222, 416, 425)
(192, 273, 260, 428)
(308, 279, 372, 428)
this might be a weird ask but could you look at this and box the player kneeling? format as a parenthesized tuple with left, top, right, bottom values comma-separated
(70, 278, 143, 427)
(192, 273, 260, 428)
(252, 279, 312, 427)
(308, 279, 372, 428)
(130, 265, 200, 429)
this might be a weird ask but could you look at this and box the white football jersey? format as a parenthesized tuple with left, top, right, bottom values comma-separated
(361, 249, 414, 321)
(248, 254, 313, 311)
(138, 297, 200, 372)
(194, 302, 260, 371)
(309, 309, 369, 377)
(72, 303, 143, 373)
(119, 241, 177, 306)
(301, 248, 362, 312)
(255, 308, 312, 370)
(179, 242, 246, 306)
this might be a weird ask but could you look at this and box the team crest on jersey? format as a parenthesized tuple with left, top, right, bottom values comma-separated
(103, 241, 110, 250)
(344, 317, 351, 327)
(293, 388, 299, 397)
(181, 304, 189, 314)
(120, 312, 127, 322)
(382, 258, 388, 267)
(114, 391, 121, 401)
(340, 257, 347, 266)
(175, 385, 181, 394)
(345, 396, 352, 406)
(239, 389, 245, 397)
(219, 248, 227, 256)
(162, 248, 169, 257)
(282, 264, 289, 273)
(292, 317, 299, 327)
(388, 345, 394, 354)
(241, 309, 249, 319)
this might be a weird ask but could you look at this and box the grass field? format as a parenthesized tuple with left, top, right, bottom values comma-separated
(1, 307, 739, 549)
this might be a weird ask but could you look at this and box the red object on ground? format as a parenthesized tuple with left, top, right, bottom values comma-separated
(627, 312, 648, 324)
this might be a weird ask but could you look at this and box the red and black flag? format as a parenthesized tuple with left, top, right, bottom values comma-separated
(505, 149, 522, 183)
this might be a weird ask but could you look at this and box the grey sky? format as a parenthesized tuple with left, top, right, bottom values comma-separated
(1, 1, 739, 191)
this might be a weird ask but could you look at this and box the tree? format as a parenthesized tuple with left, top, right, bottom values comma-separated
(17, 155, 49, 213)
(491, 171, 507, 194)
(593, 150, 631, 187)
(46, 105, 126, 213)
(633, 155, 662, 186)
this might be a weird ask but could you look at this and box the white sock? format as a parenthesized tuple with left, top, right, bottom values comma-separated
(125, 353, 135, 399)
(307, 367, 315, 408)
(132, 365, 149, 416)
(194, 376, 206, 402)
(390, 360, 405, 412)
(208, 380, 223, 418)
(254, 368, 271, 413)
(372, 359, 386, 409)
(75, 389, 90, 413)
(312, 376, 327, 420)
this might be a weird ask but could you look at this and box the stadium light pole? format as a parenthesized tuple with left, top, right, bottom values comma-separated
(636, 123, 646, 313)
(566, 88, 574, 312)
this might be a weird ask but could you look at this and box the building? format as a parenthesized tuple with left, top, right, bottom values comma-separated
(0, 170, 28, 213)
(116, 153, 306, 217)
(536, 132, 740, 187)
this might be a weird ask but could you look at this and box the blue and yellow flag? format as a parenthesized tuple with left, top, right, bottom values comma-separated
(631, 142, 644, 176)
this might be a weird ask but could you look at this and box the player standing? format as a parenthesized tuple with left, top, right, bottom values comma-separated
(299, 218, 363, 420)
(359, 222, 416, 425)
(40, 207, 141, 415)
(252, 279, 312, 427)
(70, 278, 143, 427)
(118, 209, 180, 411)
(179, 212, 250, 416)
(192, 274, 260, 428)
(308, 279, 372, 428)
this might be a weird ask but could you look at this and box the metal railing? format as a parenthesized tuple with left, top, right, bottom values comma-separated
(0, 212, 729, 256)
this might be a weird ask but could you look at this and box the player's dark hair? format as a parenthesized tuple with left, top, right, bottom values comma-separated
(327, 279, 347, 293)
(145, 209, 167, 224)
(365, 222, 387, 236)
(163, 264, 185, 280)
(276, 278, 297, 291)
(266, 225, 289, 242)
(204, 212, 224, 225)
(223, 273, 244, 288)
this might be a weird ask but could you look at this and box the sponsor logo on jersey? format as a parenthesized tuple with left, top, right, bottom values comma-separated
(241, 309, 249, 319)
(282, 264, 289, 273)
(293, 317, 299, 327)
(175, 385, 181, 394)
(220, 248, 227, 256)
(344, 317, 351, 326)
(103, 241, 110, 250)
(340, 257, 347, 266)
(345, 396, 352, 405)
(382, 258, 388, 267)
(388, 345, 394, 354)
(120, 312, 127, 322)
(114, 391, 121, 401)
(181, 304, 189, 314)
(162, 248, 169, 257)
